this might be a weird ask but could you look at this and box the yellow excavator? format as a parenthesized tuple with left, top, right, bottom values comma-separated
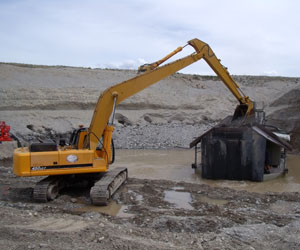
(13, 38, 254, 205)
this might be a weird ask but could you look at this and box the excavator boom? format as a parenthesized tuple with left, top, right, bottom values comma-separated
(88, 38, 253, 150)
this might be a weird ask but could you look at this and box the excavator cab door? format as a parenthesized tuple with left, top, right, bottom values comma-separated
(69, 128, 88, 149)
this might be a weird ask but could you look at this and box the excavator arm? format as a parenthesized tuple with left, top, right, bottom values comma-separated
(188, 39, 253, 109)
(88, 38, 254, 150)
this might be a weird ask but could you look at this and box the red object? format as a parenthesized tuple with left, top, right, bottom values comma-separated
(0, 121, 12, 141)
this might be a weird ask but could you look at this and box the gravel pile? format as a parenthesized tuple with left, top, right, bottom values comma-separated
(114, 123, 215, 149)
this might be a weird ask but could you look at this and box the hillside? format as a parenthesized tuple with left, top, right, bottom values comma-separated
(0, 62, 299, 151)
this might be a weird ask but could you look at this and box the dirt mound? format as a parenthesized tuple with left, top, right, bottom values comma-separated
(267, 87, 300, 152)
(270, 88, 300, 107)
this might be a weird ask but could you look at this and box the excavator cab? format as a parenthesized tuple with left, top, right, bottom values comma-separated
(68, 126, 88, 149)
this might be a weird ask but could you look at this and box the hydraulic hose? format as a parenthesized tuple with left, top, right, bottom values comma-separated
(110, 139, 115, 164)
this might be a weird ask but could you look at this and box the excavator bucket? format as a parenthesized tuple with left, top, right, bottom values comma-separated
(232, 104, 251, 121)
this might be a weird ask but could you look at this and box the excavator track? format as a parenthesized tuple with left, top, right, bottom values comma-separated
(33, 176, 64, 202)
(90, 167, 128, 206)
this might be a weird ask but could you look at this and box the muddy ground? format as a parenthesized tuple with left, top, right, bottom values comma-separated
(1, 162, 300, 250)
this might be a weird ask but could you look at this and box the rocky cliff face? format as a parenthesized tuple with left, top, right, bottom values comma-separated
(0, 63, 299, 151)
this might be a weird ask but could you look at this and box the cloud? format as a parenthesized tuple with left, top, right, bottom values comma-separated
(100, 58, 147, 70)
(263, 70, 279, 76)
(0, 0, 300, 76)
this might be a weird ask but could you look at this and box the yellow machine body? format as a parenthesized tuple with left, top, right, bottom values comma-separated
(13, 125, 114, 177)
(13, 147, 107, 177)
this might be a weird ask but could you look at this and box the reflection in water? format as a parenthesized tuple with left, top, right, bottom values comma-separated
(114, 149, 300, 193)
(74, 201, 134, 218)
(164, 190, 193, 210)
(114, 149, 201, 182)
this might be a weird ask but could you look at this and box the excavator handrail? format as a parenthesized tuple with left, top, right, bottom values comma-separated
(88, 38, 254, 150)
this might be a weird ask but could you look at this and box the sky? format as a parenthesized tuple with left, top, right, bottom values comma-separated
(0, 0, 300, 76)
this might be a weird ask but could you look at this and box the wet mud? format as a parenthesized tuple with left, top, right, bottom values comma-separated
(0, 150, 300, 249)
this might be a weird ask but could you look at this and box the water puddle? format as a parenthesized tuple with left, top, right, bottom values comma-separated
(114, 149, 300, 193)
(171, 186, 185, 191)
(135, 194, 143, 202)
(73, 201, 134, 218)
(270, 200, 300, 214)
(164, 190, 193, 210)
(211, 154, 300, 193)
(114, 149, 199, 182)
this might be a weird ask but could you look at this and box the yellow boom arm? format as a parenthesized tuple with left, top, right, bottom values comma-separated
(88, 38, 253, 150)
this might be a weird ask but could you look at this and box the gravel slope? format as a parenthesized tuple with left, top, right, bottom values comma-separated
(1, 63, 299, 150)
